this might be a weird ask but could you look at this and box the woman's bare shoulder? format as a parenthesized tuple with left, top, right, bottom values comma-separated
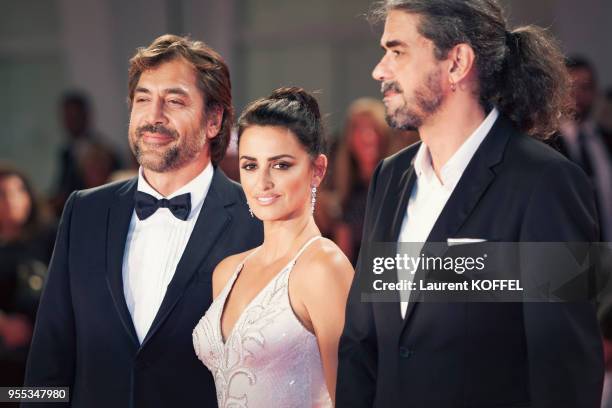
(212, 248, 258, 298)
(293, 237, 354, 288)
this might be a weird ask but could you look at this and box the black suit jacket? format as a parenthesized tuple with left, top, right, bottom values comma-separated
(337, 116, 604, 408)
(23, 169, 263, 407)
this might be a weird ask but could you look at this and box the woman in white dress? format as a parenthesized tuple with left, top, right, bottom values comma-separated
(193, 87, 354, 407)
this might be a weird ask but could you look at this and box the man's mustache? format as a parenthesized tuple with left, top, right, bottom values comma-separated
(381, 81, 403, 94)
(137, 124, 178, 139)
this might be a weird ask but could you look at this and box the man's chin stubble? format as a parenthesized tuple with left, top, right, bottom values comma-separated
(135, 145, 182, 172)
(386, 108, 421, 131)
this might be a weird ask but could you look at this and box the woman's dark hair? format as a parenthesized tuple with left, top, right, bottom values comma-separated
(0, 164, 44, 241)
(237, 87, 326, 157)
(370, 0, 573, 139)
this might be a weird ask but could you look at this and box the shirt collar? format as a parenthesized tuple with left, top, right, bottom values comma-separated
(137, 162, 214, 219)
(414, 107, 499, 190)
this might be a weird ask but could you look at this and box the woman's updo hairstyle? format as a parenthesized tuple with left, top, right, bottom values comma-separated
(237, 87, 326, 157)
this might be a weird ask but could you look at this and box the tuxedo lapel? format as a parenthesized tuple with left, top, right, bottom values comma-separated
(400, 116, 513, 330)
(140, 170, 234, 348)
(106, 178, 139, 346)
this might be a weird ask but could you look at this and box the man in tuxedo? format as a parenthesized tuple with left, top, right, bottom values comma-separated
(337, 1, 604, 407)
(24, 35, 263, 407)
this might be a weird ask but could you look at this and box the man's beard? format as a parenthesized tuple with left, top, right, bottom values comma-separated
(130, 123, 206, 172)
(382, 67, 444, 131)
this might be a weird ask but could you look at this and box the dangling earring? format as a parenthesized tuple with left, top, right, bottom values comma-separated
(450, 80, 457, 92)
(311, 186, 317, 214)
(248, 204, 254, 218)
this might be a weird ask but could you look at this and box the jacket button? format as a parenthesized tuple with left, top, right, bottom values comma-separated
(399, 347, 413, 358)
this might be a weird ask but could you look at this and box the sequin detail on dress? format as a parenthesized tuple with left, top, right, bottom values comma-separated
(193, 236, 332, 408)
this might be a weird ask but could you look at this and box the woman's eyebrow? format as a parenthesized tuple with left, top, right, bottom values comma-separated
(239, 154, 296, 161)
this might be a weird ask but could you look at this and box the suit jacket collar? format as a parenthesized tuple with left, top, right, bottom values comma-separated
(105, 168, 237, 349)
(389, 165, 417, 242)
(425, 114, 512, 243)
(106, 178, 139, 346)
(398, 115, 513, 328)
(413, 107, 499, 190)
(385, 114, 516, 329)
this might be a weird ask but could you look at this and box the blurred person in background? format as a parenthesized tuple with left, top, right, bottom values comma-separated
(0, 164, 56, 388)
(333, 98, 390, 264)
(598, 87, 612, 157)
(597, 86, 612, 406)
(77, 141, 121, 189)
(556, 57, 612, 241)
(598, 296, 612, 408)
(51, 91, 121, 214)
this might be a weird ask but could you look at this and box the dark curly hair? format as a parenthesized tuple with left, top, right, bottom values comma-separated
(370, 0, 573, 139)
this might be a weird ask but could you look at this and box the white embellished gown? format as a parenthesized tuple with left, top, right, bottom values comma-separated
(193, 236, 333, 408)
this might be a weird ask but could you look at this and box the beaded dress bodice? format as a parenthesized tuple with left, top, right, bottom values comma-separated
(193, 236, 332, 408)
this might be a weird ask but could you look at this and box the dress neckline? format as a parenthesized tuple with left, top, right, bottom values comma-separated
(218, 235, 322, 345)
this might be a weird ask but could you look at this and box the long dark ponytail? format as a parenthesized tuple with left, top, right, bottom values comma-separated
(499, 26, 572, 138)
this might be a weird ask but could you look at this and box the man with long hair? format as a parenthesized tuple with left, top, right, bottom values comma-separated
(338, 1, 603, 407)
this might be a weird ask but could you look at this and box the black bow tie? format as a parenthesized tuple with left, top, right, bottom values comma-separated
(134, 191, 191, 221)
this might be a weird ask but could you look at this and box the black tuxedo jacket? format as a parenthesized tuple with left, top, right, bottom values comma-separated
(337, 116, 604, 408)
(23, 169, 263, 407)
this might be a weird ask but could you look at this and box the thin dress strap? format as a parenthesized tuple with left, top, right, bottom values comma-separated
(219, 247, 262, 292)
(236, 246, 262, 270)
(234, 235, 322, 280)
(287, 235, 322, 266)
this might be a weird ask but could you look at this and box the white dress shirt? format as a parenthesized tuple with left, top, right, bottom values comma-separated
(397, 108, 499, 318)
(123, 163, 214, 343)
